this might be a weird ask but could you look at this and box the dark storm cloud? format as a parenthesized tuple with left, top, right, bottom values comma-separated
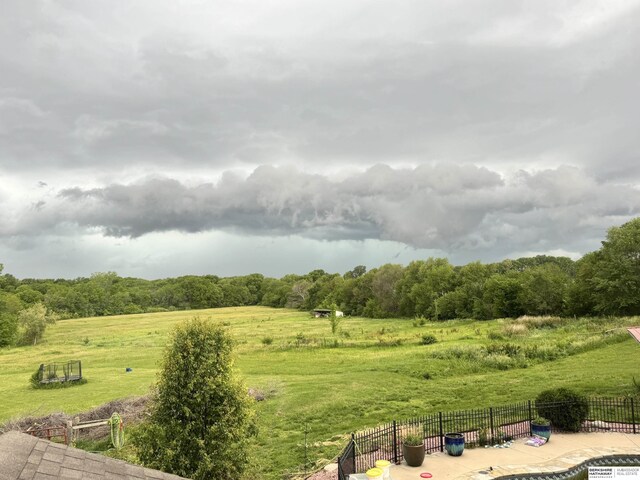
(9, 165, 640, 256)
(2, 1, 640, 279)
(1, 1, 640, 180)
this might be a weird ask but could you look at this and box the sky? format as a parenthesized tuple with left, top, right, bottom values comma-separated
(1, 0, 640, 280)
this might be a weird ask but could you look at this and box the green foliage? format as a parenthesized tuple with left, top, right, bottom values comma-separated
(517, 264, 569, 315)
(133, 317, 256, 480)
(261, 336, 274, 345)
(420, 334, 437, 345)
(477, 427, 489, 446)
(632, 377, 640, 396)
(328, 304, 341, 334)
(0, 313, 17, 347)
(1, 218, 639, 321)
(570, 219, 640, 316)
(0, 291, 21, 347)
(18, 303, 58, 345)
(403, 433, 423, 446)
(535, 388, 589, 432)
(531, 416, 550, 426)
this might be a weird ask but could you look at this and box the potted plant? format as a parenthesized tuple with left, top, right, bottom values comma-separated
(402, 433, 425, 467)
(531, 416, 551, 440)
(444, 432, 465, 456)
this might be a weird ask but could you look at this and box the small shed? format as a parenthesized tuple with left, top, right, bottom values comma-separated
(312, 309, 344, 318)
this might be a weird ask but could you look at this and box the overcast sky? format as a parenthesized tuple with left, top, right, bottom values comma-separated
(1, 0, 640, 279)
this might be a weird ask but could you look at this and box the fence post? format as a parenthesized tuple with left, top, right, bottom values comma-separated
(528, 400, 533, 436)
(351, 433, 356, 471)
(631, 398, 637, 435)
(438, 412, 444, 452)
(489, 407, 495, 442)
(66, 420, 73, 446)
(392, 421, 398, 464)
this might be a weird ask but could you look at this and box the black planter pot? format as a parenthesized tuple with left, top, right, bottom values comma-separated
(402, 443, 425, 467)
(444, 433, 465, 456)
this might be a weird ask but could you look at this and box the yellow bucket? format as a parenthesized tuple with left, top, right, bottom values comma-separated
(366, 467, 384, 480)
(375, 460, 391, 480)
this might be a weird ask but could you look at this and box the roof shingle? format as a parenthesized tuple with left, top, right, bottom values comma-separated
(0, 431, 190, 480)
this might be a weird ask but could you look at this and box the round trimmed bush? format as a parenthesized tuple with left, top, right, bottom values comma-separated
(535, 388, 589, 432)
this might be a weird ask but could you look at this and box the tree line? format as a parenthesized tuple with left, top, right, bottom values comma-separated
(1, 218, 639, 346)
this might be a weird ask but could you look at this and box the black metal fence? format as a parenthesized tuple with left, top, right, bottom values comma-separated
(337, 397, 639, 480)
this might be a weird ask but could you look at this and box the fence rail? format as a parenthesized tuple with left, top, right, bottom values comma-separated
(337, 397, 638, 480)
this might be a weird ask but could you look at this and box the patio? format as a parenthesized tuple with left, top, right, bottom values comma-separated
(388, 432, 640, 480)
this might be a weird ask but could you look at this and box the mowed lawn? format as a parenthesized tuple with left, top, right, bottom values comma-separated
(1, 306, 639, 478)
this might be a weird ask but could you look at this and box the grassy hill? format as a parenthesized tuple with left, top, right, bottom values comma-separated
(1, 306, 639, 478)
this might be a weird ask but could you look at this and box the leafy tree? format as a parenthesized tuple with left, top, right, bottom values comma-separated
(340, 273, 373, 316)
(437, 262, 494, 319)
(397, 258, 455, 319)
(481, 272, 525, 319)
(260, 278, 291, 307)
(366, 264, 404, 317)
(344, 265, 366, 279)
(572, 218, 640, 315)
(15, 285, 44, 306)
(517, 264, 569, 315)
(18, 303, 59, 345)
(177, 276, 223, 309)
(0, 292, 20, 347)
(134, 318, 256, 480)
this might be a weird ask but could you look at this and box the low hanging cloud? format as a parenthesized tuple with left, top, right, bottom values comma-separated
(7, 164, 640, 256)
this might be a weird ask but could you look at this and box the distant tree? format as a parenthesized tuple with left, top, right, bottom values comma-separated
(481, 272, 525, 319)
(15, 285, 44, 306)
(572, 218, 640, 315)
(287, 279, 311, 308)
(134, 318, 256, 480)
(260, 278, 291, 307)
(397, 258, 455, 319)
(177, 276, 223, 309)
(366, 264, 404, 317)
(18, 303, 59, 345)
(517, 264, 570, 315)
(340, 273, 373, 316)
(437, 262, 494, 319)
(0, 292, 21, 347)
(344, 265, 367, 279)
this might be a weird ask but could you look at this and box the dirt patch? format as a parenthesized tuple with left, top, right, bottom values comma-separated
(306, 468, 337, 480)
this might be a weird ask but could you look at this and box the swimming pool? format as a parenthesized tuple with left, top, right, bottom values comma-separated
(496, 454, 640, 480)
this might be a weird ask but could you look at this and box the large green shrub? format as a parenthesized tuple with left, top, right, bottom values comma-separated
(133, 317, 256, 480)
(535, 388, 589, 432)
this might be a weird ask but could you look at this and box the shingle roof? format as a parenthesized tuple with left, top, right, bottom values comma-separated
(627, 327, 640, 344)
(0, 431, 189, 480)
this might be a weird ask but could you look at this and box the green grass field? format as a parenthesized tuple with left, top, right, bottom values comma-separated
(1, 307, 639, 478)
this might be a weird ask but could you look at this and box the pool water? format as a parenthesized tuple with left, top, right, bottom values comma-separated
(496, 455, 640, 480)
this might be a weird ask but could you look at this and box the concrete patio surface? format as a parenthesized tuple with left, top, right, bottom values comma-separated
(389, 432, 640, 480)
